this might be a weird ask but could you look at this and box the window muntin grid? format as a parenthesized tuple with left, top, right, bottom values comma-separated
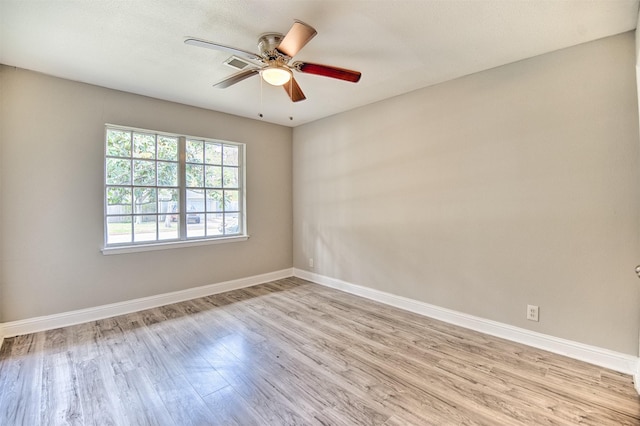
(184, 139, 243, 239)
(104, 126, 245, 247)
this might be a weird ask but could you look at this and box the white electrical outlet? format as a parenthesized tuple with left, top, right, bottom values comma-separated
(527, 305, 539, 322)
(309, 258, 314, 268)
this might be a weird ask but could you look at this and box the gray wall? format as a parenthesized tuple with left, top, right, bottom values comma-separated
(0, 65, 293, 321)
(293, 32, 640, 355)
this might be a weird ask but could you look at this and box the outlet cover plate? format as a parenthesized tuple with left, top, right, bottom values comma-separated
(527, 304, 539, 322)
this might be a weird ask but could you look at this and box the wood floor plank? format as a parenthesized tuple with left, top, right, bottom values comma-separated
(0, 277, 638, 425)
(40, 351, 84, 426)
(110, 367, 174, 426)
(201, 385, 264, 426)
(0, 333, 45, 425)
(153, 373, 219, 426)
(65, 322, 101, 363)
(76, 357, 123, 426)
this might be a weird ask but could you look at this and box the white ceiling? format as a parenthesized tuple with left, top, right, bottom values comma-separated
(1, 1, 638, 127)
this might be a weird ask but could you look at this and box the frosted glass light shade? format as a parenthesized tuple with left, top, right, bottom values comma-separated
(262, 67, 291, 86)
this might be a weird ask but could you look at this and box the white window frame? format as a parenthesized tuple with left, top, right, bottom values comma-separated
(102, 124, 247, 255)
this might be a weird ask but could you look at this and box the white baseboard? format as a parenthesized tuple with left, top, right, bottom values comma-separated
(294, 268, 640, 377)
(1, 268, 293, 339)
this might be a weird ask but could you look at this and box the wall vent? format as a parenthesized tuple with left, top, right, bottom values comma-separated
(224, 56, 254, 70)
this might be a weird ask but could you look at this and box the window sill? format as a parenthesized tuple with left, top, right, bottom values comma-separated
(101, 235, 249, 255)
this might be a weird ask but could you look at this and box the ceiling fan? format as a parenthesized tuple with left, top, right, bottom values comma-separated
(185, 20, 361, 102)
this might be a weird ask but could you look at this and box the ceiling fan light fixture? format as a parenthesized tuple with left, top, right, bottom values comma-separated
(261, 67, 291, 86)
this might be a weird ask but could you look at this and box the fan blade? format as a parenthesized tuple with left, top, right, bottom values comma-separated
(276, 20, 317, 57)
(213, 69, 260, 88)
(185, 37, 262, 61)
(293, 62, 361, 83)
(283, 76, 306, 102)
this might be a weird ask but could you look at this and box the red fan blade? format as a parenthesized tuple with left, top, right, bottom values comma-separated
(185, 37, 262, 61)
(276, 20, 317, 57)
(283, 76, 306, 102)
(293, 62, 361, 83)
(213, 69, 260, 88)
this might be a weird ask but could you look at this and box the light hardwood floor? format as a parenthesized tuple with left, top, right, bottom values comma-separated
(1, 277, 639, 425)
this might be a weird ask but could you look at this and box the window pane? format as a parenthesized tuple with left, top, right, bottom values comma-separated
(206, 190, 223, 212)
(134, 215, 157, 242)
(133, 160, 156, 186)
(186, 140, 204, 163)
(134, 187, 157, 214)
(224, 190, 239, 211)
(158, 188, 178, 204)
(205, 166, 222, 188)
(107, 216, 132, 244)
(186, 164, 204, 187)
(223, 167, 238, 188)
(159, 214, 179, 240)
(157, 162, 178, 186)
(133, 133, 156, 159)
(162, 198, 179, 227)
(106, 130, 131, 157)
(159, 189, 179, 227)
(106, 158, 131, 185)
(186, 213, 204, 238)
(205, 142, 222, 165)
(107, 187, 132, 214)
(223, 145, 239, 166)
(186, 189, 204, 213)
(207, 213, 223, 236)
(222, 213, 240, 235)
(158, 136, 178, 161)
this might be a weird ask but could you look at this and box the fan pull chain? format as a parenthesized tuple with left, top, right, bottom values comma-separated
(259, 74, 264, 119)
(289, 79, 293, 121)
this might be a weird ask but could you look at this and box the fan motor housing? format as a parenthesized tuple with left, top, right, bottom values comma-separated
(258, 33, 284, 58)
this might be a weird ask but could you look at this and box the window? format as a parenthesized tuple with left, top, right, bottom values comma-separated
(104, 125, 245, 249)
